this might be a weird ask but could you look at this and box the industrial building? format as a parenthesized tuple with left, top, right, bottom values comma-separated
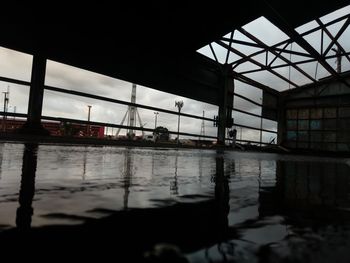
(0, 2, 349, 152)
(0, 2, 350, 262)
(281, 71, 350, 152)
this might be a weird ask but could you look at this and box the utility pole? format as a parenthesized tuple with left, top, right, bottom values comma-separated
(260, 116, 263, 147)
(154, 111, 159, 129)
(2, 88, 9, 132)
(260, 97, 263, 147)
(200, 110, 205, 141)
(87, 105, 92, 136)
(175, 100, 184, 145)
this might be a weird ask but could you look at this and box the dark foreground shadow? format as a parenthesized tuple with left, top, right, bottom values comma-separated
(0, 146, 234, 262)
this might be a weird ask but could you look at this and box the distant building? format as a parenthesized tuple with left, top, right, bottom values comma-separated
(0, 118, 105, 138)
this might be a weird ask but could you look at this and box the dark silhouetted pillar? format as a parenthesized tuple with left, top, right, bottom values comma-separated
(217, 64, 234, 145)
(277, 96, 285, 146)
(214, 155, 230, 239)
(19, 54, 50, 135)
(16, 143, 38, 230)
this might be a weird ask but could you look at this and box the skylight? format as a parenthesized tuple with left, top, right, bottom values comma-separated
(197, 5, 350, 92)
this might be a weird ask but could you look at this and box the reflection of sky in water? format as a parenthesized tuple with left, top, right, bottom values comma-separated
(1, 143, 350, 262)
(0, 144, 219, 227)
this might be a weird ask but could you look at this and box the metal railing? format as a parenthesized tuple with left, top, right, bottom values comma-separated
(0, 74, 277, 144)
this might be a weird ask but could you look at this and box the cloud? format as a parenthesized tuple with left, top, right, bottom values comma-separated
(0, 48, 32, 81)
(0, 45, 275, 142)
(45, 60, 132, 99)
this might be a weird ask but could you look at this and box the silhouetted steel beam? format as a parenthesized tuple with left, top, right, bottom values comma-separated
(230, 13, 350, 67)
(44, 85, 214, 122)
(299, 13, 350, 37)
(220, 37, 264, 49)
(230, 119, 277, 133)
(224, 32, 234, 64)
(221, 37, 311, 59)
(216, 40, 299, 88)
(319, 17, 350, 57)
(266, 12, 350, 89)
(20, 55, 49, 135)
(238, 28, 316, 83)
(239, 51, 350, 75)
(316, 18, 350, 64)
(233, 71, 279, 95)
(233, 93, 263, 107)
(209, 43, 219, 63)
(40, 115, 218, 140)
(0, 76, 30, 86)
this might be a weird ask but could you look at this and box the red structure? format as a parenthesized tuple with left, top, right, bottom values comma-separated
(1, 118, 105, 138)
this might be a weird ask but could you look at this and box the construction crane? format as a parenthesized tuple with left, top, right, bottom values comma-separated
(116, 83, 145, 138)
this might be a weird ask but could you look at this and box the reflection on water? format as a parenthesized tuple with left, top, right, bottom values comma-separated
(277, 161, 350, 211)
(0, 143, 349, 262)
(122, 149, 133, 210)
(170, 153, 179, 195)
(16, 143, 38, 230)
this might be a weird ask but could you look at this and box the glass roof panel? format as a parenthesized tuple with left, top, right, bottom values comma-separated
(232, 30, 259, 44)
(234, 61, 261, 73)
(320, 5, 350, 24)
(295, 20, 319, 34)
(244, 71, 291, 91)
(196, 45, 216, 61)
(211, 42, 229, 64)
(234, 80, 263, 104)
(297, 61, 319, 79)
(242, 16, 289, 46)
(197, 5, 350, 92)
(302, 29, 322, 54)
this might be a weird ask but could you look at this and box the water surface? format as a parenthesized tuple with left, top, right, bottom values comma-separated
(0, 143, 349, 262)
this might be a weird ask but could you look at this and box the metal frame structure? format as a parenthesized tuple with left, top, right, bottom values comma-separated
(0, 74, 277, 145)
(1, 5, 347, 146)
(198, 6, 350, 144)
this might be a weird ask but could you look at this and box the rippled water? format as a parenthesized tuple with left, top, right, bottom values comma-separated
(0, 142, 349, 262)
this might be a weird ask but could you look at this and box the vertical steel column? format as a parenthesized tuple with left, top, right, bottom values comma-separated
(16, 143, 38, 230)
(20, 54, 49, 135)
(217, 64, 234, 145)
(277, 96, 285, 146)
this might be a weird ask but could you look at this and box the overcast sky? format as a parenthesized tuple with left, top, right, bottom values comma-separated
(0, 5, 349, 144)
(0, 48, 223, 139)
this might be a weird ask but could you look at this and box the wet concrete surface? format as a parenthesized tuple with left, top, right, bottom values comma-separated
(0, 142, 349, 262)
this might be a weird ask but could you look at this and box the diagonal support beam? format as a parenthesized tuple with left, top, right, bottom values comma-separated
(229, 13, 349, 67)
(233, 71, 279, 96)
(319, 17, 350, 57)
(266, 13, 350, 89)
(238, 28, 316, 83)
(316, 18, 350, 64)
(209, 43, 219, 63)
(216, 40, 299, 88)
(268, 42, 289, 67)
(224, 32, 234, 64)
(239, 51, 350, 75)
